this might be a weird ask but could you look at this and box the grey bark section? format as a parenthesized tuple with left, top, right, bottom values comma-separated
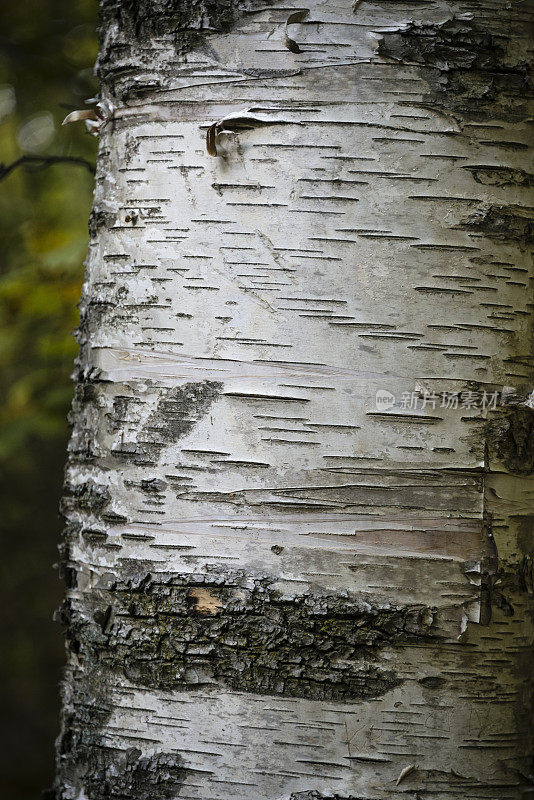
(54, 0, 533, 798)
(97, 0, 270, 99)
(376, 17, 531, 122)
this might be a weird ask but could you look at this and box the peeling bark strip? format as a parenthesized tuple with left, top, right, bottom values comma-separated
(55, 0, 533, 798)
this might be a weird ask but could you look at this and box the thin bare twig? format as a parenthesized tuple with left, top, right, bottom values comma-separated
(0, 154, 96, 182)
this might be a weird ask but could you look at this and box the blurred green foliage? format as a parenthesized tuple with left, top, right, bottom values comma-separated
(0, 2, 97, 797)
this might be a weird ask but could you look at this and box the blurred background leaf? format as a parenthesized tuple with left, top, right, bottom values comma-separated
(0, 2, 97, 796)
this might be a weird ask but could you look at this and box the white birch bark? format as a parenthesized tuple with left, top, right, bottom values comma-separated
(55, 1, 533, 798)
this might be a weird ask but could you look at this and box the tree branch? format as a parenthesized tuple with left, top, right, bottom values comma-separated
(0, 154, 96, 181)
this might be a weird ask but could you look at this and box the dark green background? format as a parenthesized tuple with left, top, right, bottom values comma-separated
(0, 2, 97, 796)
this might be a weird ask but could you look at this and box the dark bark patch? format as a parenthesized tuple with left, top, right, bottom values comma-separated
(67, 573, 437, 703)
(418, 675, 446, 689)
(108, 395, 143, 433)
(370, 0, 434, 5)
(98, 0, 273, 98)
(106, 0, 248, 42)
(143, 380, 222, 449)
(460, 205, 534, 246)
(61, 480, 128, 526)
(88, 207, 117, 238)
(378, 19, 501, 71)
(289, 793, 365, 800)
(65, 382, 101, 464)
(486, 406, 534, 475)
(377, 19, 531, 122)
(77, 299, 118, 346)
(62, 480, 111, 516)
(489, 558, 534, 615)
(464, 166, 534, 188)
(54, 593, 184, 798)
(517, 518, 534, 561)
(140, 477, 167, 494)
(54, 680, 112, 799)
(55, 681, 186, 800)
(75, 748, 185, 800)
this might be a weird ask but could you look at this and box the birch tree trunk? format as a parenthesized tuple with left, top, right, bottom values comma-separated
(54, 1, 533, 798)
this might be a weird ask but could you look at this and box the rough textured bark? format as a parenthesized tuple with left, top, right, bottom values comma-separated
(54, 1, 533, 798)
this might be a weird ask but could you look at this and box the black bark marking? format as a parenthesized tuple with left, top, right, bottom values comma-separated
(62, 480, 111, 516)
(143, 380, 222, 449)
(479, 515, 499, 626)
(98, 0, 275, 98)
(140, 477, 167, 493)
(61, 479, 128, 527)
(54, 592, 185, 799)
(478, 552, 534, 632)
(75, 749, 186, 800)
(53, 680, 112, 799)
(486, 406, 534, 475)
(465, 166, 534, 188)
(459, 205, 534, 246)
(370, 0, 434, 4)
(66, 381, 102, 465)
(62, 572, 437, 703)
(418, 675, 446, 689)
(378, 19, 501, 70)
(289, 793, 364, 800)
(377, 18, 531, 122)
(88, 207, 117, 238)
(55, 684, 186, 800)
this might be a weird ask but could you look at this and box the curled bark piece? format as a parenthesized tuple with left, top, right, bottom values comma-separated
(62, 100, 114, 137)
(62, 109, 99, 125)
(396, 764, 417, 785)
(282, 9, 309, 53)
(367, 31, 384, 52)
(205, 108, 287, 157)
(206, 122, 218, 157)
